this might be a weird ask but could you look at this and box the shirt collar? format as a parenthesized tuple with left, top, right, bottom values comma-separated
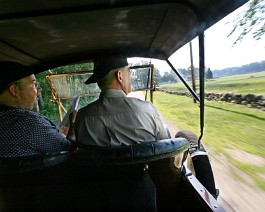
(0, 104, 17, 111)
(100, 89, 126, 98)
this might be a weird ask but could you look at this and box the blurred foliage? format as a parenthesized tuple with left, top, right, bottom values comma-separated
(160, 70, 178, 83)
(229, 0, 265, 45)
(205, 68, 213, 80)
(35, 63, 93, 122)
(129, 59, 161, 86)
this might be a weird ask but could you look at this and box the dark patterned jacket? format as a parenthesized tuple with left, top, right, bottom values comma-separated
(0, 105, 71, 157)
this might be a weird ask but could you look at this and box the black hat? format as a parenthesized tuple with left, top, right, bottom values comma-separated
(0, 61, 34, 92)
(85, 54, 128, 84)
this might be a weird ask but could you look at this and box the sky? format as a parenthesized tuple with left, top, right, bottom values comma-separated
(129, 2, 265, 73)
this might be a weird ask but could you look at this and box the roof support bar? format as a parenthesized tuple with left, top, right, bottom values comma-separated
(166, 33, 205, 148)
(166, 59, 200, 102)
(198, 33, 205, 147)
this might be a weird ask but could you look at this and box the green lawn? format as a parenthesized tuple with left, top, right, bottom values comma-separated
(153, 91, 265, 189)
(160, 71, 265, 96)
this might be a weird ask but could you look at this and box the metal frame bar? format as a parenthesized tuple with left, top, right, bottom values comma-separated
(166, 59, 200, 102)
(198, 33, 205, 147)
(166, 33, 205, 147)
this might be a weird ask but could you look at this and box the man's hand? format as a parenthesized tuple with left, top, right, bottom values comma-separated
(67, 110, 77, 149)
(69, 110, 77, 123)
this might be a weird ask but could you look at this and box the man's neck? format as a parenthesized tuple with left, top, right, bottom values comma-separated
(0, 96, 20, 109)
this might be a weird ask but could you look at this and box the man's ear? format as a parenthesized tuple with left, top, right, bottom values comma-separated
(9, 84, 20, 97)
(116, 70, 123, 83)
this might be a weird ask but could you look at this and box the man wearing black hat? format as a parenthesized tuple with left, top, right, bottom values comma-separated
(74, 54, 168, 146)
(0, 61, 76, 157)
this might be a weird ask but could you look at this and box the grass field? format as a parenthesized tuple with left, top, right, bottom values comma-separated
(160, 71, 265, 96)
(153, 73, 265, 189)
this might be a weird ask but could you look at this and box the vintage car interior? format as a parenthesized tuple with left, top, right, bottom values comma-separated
(0, 0, 248, 211)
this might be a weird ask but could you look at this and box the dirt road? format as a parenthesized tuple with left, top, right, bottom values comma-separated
(129, 91, 265, 212)
(162, 115, 265, 212)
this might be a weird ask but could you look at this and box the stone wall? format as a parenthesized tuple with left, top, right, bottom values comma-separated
(157, 88, 265, 111)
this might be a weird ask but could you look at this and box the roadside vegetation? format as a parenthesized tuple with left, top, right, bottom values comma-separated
(204, 71, 265, 96)
(155, 72, 265, 190)
(160, 71, 265, 96)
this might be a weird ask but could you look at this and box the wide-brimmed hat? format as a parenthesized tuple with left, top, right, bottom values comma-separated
(0, 61, 34, 92)
(85, 54, 128, 84)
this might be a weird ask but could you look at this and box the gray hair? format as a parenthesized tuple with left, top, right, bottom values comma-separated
(97, 68, 120, 90)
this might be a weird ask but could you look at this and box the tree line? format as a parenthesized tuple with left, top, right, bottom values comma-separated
(212, 60, 265, 78)
(157, 60, 265, 84)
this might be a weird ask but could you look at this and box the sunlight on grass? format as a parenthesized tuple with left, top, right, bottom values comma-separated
(153, 91, 265, 189)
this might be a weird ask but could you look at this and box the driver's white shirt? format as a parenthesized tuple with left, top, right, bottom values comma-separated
(74, 89, 168, 146)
